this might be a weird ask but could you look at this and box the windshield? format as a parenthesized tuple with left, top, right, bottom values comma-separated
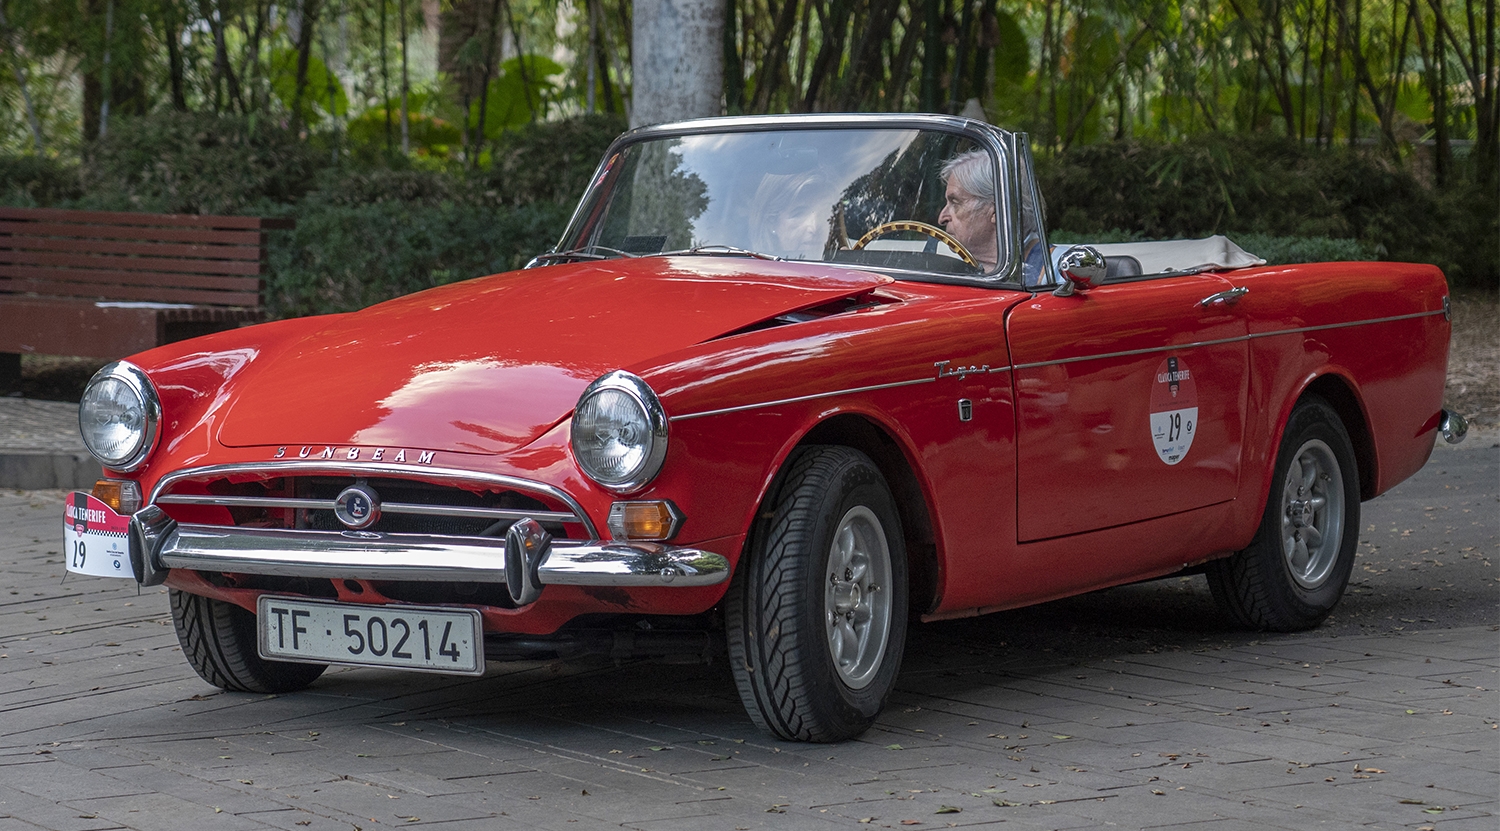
(554, 127, 1010, 279)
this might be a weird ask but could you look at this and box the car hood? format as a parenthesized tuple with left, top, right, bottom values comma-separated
(217, 257, 890, 454)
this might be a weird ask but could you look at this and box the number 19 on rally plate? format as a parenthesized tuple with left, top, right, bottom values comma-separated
(63, 492, 133, 578)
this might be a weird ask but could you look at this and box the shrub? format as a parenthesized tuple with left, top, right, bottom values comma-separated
(1049, 230, 1378, 266)
(77, 111, 326, 215)
(0, 154, 80, 206)
(1036, 134, 1496, 287)
(483, 113, 627, 205)
(265, 197, 571, 318)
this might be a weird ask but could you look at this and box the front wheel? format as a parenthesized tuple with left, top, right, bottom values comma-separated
(1207, 396, 1360, 631)
(171, 590, 327, 693)
(726, 446, 908, 742)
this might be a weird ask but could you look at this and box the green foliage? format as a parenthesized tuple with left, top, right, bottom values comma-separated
(76, 111, 325, 214)
(470, 55, 567, 140)
(267, 48, 351, 125)
(1233, 234, 1379, 265)
(1036, 134, 1497, 286)
(483, 113, 626, 205)
(265, 193, 571, 318)
(346, 94, 465, 161)
(0, 154, 80, 205)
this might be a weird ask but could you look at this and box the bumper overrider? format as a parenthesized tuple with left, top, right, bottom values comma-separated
(128, 507, 730, 606)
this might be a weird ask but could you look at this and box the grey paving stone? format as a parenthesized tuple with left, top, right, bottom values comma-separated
(69, 792, 272, 831)
(2, 762, 152, 803)
(0, 784, 126, 831)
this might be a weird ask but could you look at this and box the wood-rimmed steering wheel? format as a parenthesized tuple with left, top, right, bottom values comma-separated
(851, 221, 978, 268)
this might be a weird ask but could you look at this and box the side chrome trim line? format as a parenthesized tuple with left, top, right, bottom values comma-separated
(1243, 309, 1445, 339)
(669, 377, 938, 422)
(665, 309, 1443, 422)
(1011, 334, 1250, 371)
(148, 462, 600, 538)
(1012, 309, 1446, 372)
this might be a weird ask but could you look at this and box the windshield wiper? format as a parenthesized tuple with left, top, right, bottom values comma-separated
(528, 245, 639, 265)
(659, 244, 782, 261)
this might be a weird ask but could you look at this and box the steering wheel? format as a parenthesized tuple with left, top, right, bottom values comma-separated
(852, 221, 978, 268)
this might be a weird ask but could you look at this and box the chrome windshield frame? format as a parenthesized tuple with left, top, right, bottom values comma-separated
(550, 114, 1026, 289)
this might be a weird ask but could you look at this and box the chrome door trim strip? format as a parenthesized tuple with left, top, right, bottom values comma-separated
(1244, 309, 1444, 339)
(666, 310, 1442, 421)
(149, 462, 599, 538)
(1010, 309, 1444, 372)
(1011, 334, 1250, 371)
(670, 377, 937, 422)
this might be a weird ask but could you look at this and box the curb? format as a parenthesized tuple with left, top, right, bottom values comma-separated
(0, 451, 101, 490)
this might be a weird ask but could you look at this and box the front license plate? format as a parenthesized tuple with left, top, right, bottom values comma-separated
(257, 596, 484, 676)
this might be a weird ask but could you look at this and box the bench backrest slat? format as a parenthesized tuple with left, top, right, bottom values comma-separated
(0, 207, 281, 308)
(0, 219, 266, 247)
(3, 233, 265, 261)
(1, 272, 261, 306)
(0, 207, 293, 230)
(0, 248, 264, 277)
(0, 263, 261, 292)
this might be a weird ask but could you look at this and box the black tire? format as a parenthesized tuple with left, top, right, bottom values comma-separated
(170, 589, 326, 693)
(1207, 396, 1360, 631)
(725, 446, 908, 742)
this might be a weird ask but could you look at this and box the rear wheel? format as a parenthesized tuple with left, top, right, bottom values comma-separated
(171, 590, 326, 693)
(1207, 397, 1359, 631)
(726, 446, 908, 742)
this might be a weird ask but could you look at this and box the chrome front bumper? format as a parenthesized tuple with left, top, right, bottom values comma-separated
(129, 507, 729, 605)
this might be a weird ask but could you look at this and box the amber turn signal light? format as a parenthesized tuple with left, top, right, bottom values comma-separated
(91, 479, 142, 515)
(606, 500, 684, 541)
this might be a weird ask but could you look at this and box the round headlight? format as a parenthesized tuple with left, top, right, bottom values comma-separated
(79, 362, 160, 472)
(570, 371, 668, 492)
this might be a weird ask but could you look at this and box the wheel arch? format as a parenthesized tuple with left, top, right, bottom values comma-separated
(1294, 373, 1378, 501)
(759, 413, 941, 616)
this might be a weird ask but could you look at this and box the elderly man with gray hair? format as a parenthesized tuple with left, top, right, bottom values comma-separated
(937, 149, 999, 272)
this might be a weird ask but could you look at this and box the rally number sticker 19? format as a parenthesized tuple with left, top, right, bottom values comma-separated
(63, 492, 133, 578)
(1149, 356, 1198, 466)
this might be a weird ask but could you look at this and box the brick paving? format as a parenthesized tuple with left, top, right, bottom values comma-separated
(1, 447, 1496, 830)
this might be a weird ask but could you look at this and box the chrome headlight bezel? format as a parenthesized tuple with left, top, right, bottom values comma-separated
(78, 361, 161, 472)
(570, 370, 669, 494)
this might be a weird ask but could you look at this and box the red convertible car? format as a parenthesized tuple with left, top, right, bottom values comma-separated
(66, 114, 1466, 741)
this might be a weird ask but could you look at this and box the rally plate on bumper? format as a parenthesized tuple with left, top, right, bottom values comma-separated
(257, 596, 484, 676)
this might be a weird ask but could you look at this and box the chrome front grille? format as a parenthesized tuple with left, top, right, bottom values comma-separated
(153, 468, 593, 540)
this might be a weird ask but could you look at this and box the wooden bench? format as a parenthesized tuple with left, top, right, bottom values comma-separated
(0, 207, 292, 389)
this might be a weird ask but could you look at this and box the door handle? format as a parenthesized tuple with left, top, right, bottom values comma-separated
(1200, 287, 1249, 307)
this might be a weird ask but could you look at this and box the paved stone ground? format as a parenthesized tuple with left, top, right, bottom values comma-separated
(1, 444, 1495, 831)
(0, 399, 84, 454)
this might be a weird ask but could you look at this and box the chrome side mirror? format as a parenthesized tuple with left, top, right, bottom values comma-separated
(1053, 245, 1106, 296)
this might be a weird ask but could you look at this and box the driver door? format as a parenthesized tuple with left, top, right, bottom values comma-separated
(1005, 276, 1249, 542)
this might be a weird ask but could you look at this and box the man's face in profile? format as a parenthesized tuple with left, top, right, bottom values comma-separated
(938, 178, 997, 265)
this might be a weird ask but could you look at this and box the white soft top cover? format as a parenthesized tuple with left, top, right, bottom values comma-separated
(1066, 235, 1266, 275)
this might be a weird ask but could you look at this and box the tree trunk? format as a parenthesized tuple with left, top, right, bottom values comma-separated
(291, 0, 323, 131)
(400, 0, 410, 153)
(0, 0, 44, 150)
(920, 0, 942, 111)
(161, 1, 188, 111)
(631, 0, 726, 127)
(380, 0, 393, 151)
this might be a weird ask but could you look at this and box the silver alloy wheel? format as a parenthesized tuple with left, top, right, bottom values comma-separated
(825, 505, 893, 689)
(1280, 438, 1345, 590)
